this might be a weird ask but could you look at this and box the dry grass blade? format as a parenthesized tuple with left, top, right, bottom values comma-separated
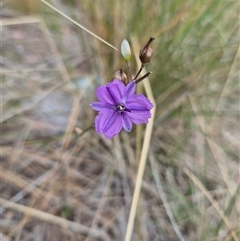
(149, 154, 186, 241)
(209, 43, 239, 123)
(2, 16, 41, 25)
(0, 198, 111, 241)
(1, 80, 67, 123)
(39, 19, 71, 83)
(183, 168, 238, 241)
(3, 1, 238, 240)
(1, 15, 70, 123)
(84, 172, 113, 241)
(155, 3, 188, 37)
(0, 167, 55, 215)
(188, 95, 236, 197)
(124, 36, 156, 241)
(40, 0, 119, 51)
(61, 95, 82, 150)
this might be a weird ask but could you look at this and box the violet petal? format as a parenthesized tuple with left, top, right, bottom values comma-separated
(112, 79, 126, 96)
(103, 111, 119, 133)
(126, 94, 153, 110)
(94, 111, 122, 139)
(106, 86, 119, 105)
(122, 81, 136, 104)
(90, 102, 113, 112)
(104, 115, 122, 138)
(96, 85, 116, 105)
(121, 114, 132, 132)
(126, 111, 152, 124)
(95, 81, 121, 105)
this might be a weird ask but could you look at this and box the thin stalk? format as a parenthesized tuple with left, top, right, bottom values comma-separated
(127, 62, 133, 80)
(40, 0, 118, 51)
(135, 80, 143, 241)
(135, 72, 152, 84)
(133, 64, 144, 80)
(124, 36, 156, 241)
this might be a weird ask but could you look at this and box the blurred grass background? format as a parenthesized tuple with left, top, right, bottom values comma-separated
(1, 0, 239, 240)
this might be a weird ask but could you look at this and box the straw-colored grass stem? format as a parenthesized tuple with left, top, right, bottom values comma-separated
(124, 36, 156, 241)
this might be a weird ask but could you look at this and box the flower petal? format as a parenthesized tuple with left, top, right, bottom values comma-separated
(103, 111, 119, 133)
(112, 79, 125, 96)
(90, 102, 113, 112)
(106, 86, 119, 105)
(125, 95, 153, 124)
(94, 110, 122, 139)
(104, 117, 122, 139)
(96, 80, 124, 105)
(121, 114, 132, 132)
(122, 81, 136, 104)
(126, 110, 152, 124)
(126, 94, 153, 110)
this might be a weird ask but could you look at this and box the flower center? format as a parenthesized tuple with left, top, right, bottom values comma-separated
(116, 104, 131, 114)
(116, 104, 125, 113)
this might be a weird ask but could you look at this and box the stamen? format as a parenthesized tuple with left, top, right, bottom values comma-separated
(116, 104, 131, 113)
(116, 104, 125, 113)
(124, 108, 131, 113)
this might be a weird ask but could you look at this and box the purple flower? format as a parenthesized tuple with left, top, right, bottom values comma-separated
(90, 80, 153, 139)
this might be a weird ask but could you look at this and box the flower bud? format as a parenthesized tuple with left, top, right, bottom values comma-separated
(112, 69, 128, 85)
(121, 39, 131, 63)
(139, 37, 154, 65)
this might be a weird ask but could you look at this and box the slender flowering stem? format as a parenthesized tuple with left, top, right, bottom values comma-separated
(133, 64, 144, 80)
(124, 36, 156, 241)
(135, 72, 152, 84)
(127, 63, 133, 80)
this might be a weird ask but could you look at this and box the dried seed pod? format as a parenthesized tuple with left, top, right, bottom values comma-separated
(112, 69, 128, 85)
(139, 37, 155, 65)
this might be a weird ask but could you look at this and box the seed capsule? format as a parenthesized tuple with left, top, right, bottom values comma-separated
(139, 37, 155, 65)
(112, 69, 128, 85)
